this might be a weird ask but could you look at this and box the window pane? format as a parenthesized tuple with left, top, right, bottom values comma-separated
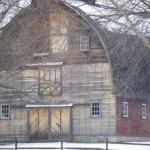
(95, 107, 99, 111)
(95, 103, 99, 106)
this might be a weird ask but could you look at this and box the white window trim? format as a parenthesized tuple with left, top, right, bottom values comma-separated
(91, 101, 101, 117)
(141, 103, 147, 119)
(122, 102, 128, 118)
(80, 36, 90, 51)
(1, 104, 10, 119)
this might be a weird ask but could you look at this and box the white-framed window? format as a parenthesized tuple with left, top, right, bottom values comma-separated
(141, 103, 147, 119)
(80, 36, 90, 51)
(91, 101, 101, 117)
(122, 102, 128, 117)
(1, 104, 10, 119)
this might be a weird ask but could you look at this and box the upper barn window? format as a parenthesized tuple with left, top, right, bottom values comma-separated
(80, 36, 90, 51)
(38, 65, 62, 96)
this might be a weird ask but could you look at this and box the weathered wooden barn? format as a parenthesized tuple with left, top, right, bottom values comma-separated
(0, 0, 149, 142)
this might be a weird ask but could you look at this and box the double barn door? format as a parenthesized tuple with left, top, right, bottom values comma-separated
(29, 108, 71, 141)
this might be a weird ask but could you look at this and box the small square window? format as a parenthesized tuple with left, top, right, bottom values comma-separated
(1, 104, 10, 119)
(91, 101, 101, 117)
(80, 36, 90, 51)
(141, 103, 146, 119)
(122, 102, 128, 117)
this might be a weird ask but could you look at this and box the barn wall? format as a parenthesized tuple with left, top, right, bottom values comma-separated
(117, 97, 150, 137)
(62, 63, 116, 137)
(0, 108, 28, 140)
(0, 0, 116, 142)
(0, 62, 116, 139)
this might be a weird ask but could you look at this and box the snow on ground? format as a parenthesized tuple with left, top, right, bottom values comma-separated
(0, 142, 150, 150)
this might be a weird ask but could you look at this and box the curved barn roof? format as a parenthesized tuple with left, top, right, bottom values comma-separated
(0, 0, 31, 31)
(1, 0, 149, 99)
(63, 0, 150, 99)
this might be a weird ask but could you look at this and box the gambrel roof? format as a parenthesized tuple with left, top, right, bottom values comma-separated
(63, 0, 150, 99)
(1, 0, 149, 99)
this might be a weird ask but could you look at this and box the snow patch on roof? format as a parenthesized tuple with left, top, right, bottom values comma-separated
(63, 0, 100, 16)
(0, 0, 31, 29)
(25, 62, 63, 67)
(26, 103, 73, 108)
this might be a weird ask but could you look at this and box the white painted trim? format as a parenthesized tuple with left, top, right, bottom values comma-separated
(32, 52, 49, 57)
(26, 103, 73, 108)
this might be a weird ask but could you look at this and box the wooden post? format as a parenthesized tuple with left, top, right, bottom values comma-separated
(60, 140, 63, 150)
(106, 138, 108, 150)
(70, 107, 73, 142)
(37, 110, 39, 140)
(60, 109, 63, 150)
(60, 109, 62, 136)
(27, 108, 30, 141)
(15, 138, 17, 150)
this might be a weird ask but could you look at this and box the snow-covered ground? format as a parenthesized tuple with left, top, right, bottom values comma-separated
(0, 142, 150, 150)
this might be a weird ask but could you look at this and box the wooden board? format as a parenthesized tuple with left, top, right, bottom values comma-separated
(29, 109, 48, 141)
(51, 108, 70, 140)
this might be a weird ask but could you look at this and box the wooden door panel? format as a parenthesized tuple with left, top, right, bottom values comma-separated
(29, 109, 48, 141)
(29, 108, 71, 141)
(39, 109, 48, 140)
(51, 108, 70, 136)
(51, 109, 61, 135)
(29, 109, 38, 140)
(61, 108, 70, 135)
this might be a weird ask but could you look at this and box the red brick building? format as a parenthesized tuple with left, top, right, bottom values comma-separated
(117, 97, 150, 137)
